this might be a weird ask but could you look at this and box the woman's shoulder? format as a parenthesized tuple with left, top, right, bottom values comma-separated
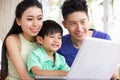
(6, 34, 20, 42)
(6, 34, 21, 49)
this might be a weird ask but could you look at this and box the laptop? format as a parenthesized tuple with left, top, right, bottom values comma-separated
(34, 76, 66, 80)
(35, 37, 120, 80)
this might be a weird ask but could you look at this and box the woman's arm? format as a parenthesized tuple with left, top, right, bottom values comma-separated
(6, 34, 33, 80)
(32, 66, 68, 76)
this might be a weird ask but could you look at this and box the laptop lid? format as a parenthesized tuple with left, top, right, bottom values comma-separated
(67, 37, 120, 80)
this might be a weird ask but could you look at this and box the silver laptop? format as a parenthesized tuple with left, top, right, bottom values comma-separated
(34, 76, 66, 80)
(35, 37, 120, 80)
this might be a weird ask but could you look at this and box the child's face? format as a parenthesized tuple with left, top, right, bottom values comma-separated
(41, 32, 62, 53)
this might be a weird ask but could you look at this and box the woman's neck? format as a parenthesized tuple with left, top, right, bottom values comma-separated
(22, 33, 35, 42)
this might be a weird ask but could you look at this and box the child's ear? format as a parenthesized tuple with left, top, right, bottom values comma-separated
(36, 36, 43, 44)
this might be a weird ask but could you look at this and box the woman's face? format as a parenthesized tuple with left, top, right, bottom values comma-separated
(16, 6, 43, 41)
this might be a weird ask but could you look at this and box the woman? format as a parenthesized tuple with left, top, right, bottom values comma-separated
(1, 0, 43, 80)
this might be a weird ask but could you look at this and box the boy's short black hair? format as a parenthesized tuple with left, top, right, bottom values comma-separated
(38, 20, 63, 38)
(61, 0, 88, 20)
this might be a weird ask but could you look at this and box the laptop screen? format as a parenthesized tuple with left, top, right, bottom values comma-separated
(67, 37, 120, 80)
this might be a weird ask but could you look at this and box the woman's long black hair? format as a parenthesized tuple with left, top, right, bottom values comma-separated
(1, 0, 42, 79)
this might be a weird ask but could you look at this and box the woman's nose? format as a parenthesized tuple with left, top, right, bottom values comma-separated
(33, 19, 38, 27)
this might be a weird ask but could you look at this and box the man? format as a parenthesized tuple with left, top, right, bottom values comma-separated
(57, 0, 119, 79)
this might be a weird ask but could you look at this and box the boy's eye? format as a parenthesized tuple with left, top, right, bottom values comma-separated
(49, 35, 54, 38)
(58, 36, 62, 39)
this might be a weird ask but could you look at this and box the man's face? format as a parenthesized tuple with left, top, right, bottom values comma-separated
(63, 11, 89, 41)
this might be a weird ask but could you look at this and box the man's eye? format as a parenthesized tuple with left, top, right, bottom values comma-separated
(81, 20, 87, 25)
(81, 21, 85, 24)
(70, 23, 75, 25)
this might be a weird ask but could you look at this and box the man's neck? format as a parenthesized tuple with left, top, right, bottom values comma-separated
(71, 30, 94, 49)
(72, 38, 83, 49)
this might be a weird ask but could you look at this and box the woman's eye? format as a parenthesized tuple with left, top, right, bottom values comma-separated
(27, 18, 32, 21)
(38, 18, 42, 20)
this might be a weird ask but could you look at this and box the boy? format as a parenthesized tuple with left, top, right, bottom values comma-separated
(26, 20, 70, 77)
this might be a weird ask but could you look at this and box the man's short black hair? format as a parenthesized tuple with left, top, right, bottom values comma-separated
(61, 0, 88, 20)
